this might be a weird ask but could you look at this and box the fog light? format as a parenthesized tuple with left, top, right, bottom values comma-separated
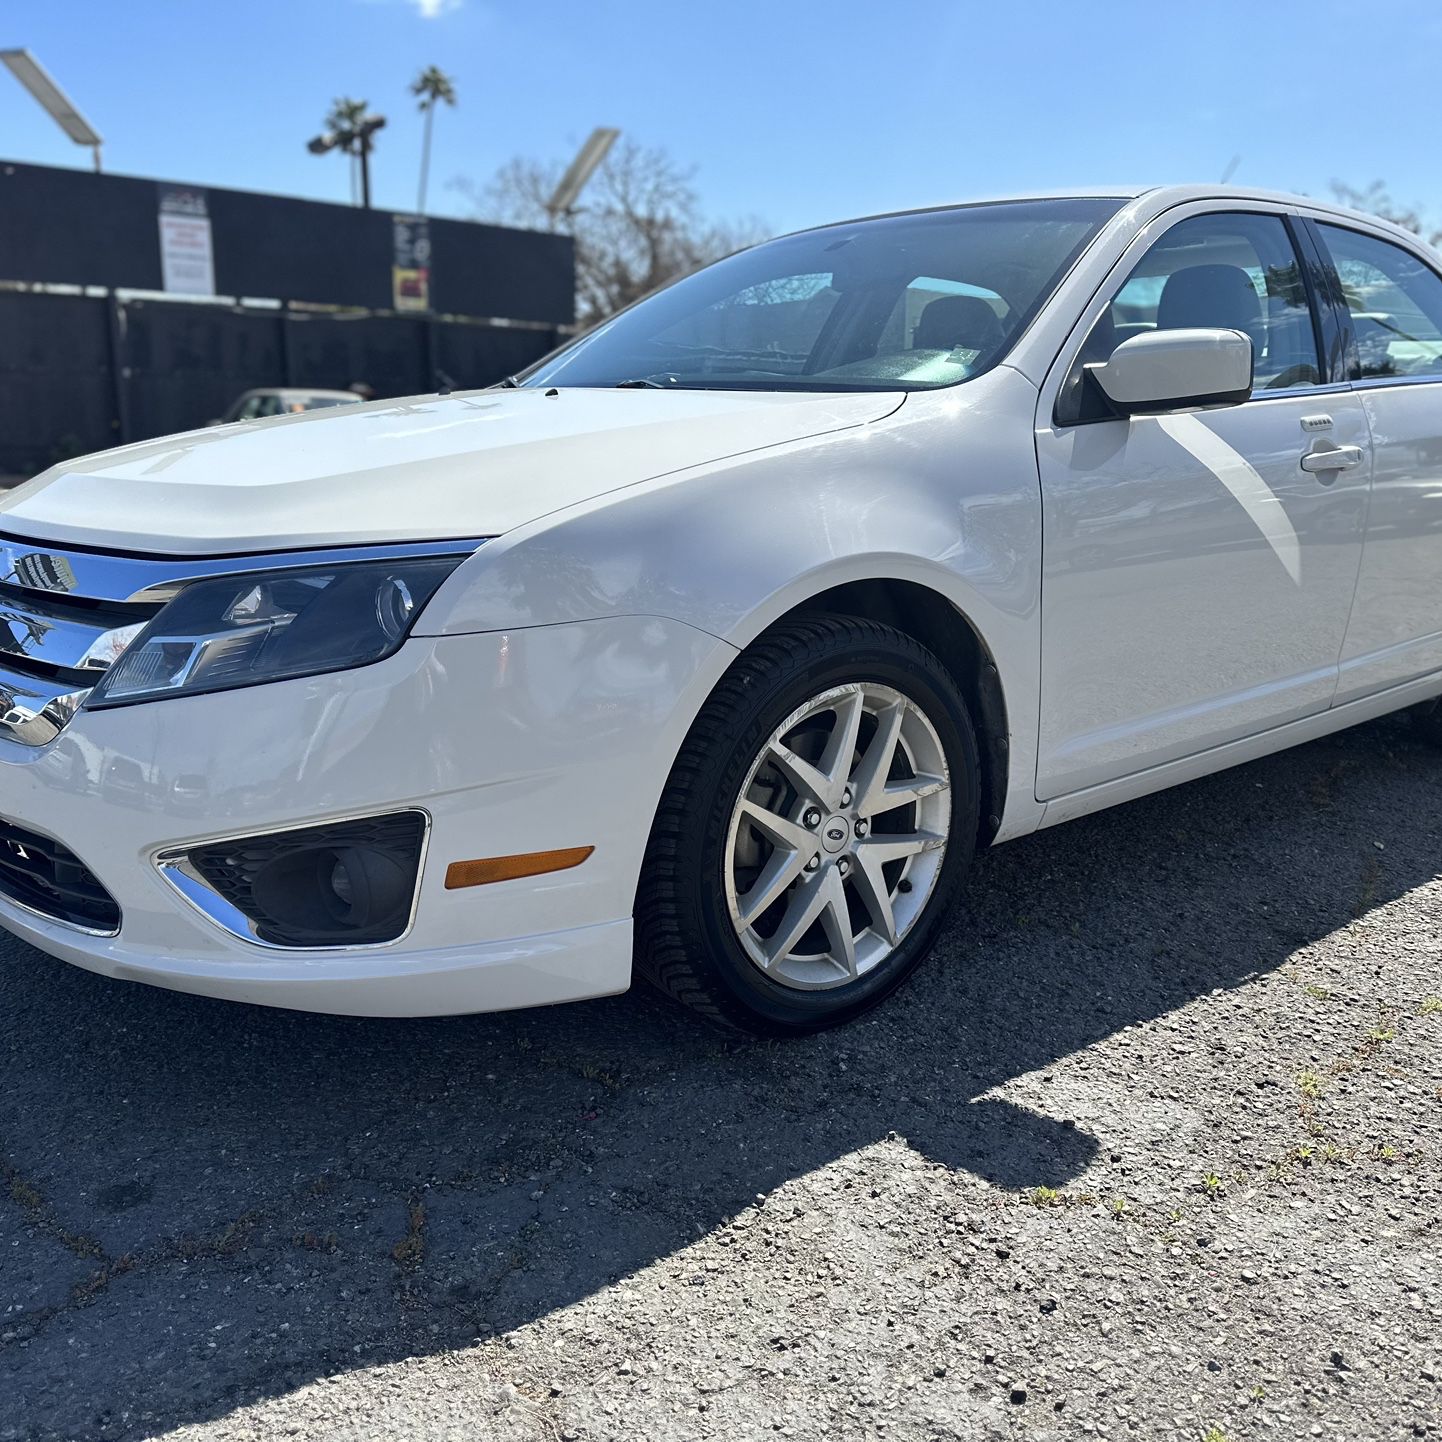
(175, 811, 427, 948)
(315, 845, 411, 930)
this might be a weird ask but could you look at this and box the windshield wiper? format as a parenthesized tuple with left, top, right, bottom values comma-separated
(614, 377, 668, 389)
(496, 374, 522, 389)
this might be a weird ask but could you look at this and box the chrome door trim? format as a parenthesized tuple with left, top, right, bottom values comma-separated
(1247, 382, 1352, 402)
(1243, 376, 1442, 401)
(1349, 373, 1442, 392)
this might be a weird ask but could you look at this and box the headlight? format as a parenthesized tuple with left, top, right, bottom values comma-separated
(86, 556, 464, 708)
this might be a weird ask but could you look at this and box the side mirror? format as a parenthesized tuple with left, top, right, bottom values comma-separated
(1087, 327, 1253, 415)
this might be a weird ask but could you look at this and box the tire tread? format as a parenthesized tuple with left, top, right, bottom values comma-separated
(635, 614, 976, 1032)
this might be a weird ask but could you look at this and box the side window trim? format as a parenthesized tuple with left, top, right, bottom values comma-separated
(1304, 215, 1442, 390)
(1288, 216, 1349, 385)
(1296, 215, 1362, 384)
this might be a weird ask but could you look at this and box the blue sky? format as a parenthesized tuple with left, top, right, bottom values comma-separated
(3, 0, 1439, 236)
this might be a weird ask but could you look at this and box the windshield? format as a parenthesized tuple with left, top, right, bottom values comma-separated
(524, 198, 1120, 393)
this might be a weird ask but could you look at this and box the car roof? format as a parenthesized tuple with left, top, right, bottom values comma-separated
(1129, 183, 1430, 236)
(789, 185, 1431, 253)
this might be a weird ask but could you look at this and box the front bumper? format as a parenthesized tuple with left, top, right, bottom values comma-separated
(0, 616, 734, 1015)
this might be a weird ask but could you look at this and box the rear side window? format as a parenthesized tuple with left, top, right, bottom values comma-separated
(1315, 223, 1442, 380)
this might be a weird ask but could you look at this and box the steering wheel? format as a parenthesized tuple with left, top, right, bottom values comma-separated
(1265, 363, 1318, 391)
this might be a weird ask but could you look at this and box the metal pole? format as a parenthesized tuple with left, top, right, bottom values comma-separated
(279, 301, 295, 387)
(360, 138, 372, 210)
(104, 291, 131, 445)
(417, 102, 433, 217)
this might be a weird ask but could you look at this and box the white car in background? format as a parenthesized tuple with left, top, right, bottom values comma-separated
(0, 184, 1440, 1034)
(211, 387, 362, 424)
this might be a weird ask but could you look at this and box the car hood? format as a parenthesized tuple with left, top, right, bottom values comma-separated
(0, 387, 901, 556)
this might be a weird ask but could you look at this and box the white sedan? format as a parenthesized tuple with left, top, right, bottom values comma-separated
(1, 184, 1440, 1033)
(210, 387, 362, 424)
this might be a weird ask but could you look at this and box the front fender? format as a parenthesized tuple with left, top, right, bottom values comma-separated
(417, 367, 1046, 839)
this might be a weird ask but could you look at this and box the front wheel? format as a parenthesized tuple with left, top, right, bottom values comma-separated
(636, 615, 980, 1034)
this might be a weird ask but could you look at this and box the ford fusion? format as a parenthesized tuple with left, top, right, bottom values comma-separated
(3, 186, 1441, 1033)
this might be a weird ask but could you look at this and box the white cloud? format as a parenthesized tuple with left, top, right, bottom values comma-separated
(356, 0, 464, 16)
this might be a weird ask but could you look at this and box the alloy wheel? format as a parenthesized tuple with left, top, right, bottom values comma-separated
(722, 681, 951, 990)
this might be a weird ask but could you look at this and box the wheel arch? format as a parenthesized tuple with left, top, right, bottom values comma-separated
(678, 569, 1010, 850)
(762, 578, 1009, 845)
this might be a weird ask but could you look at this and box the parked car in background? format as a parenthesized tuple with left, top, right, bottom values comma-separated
(210, 388, 362, 425)
(1, 185, 1440, 1034)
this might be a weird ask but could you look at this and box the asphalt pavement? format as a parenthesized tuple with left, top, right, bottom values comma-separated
(2, 712, 1440, 1441)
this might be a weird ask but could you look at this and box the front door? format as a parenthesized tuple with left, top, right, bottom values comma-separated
(1034, 208, 1371, 800)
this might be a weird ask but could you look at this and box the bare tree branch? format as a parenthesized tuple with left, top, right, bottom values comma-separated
(453, 139, 767, 324)
(1331, 181, 1442, 248)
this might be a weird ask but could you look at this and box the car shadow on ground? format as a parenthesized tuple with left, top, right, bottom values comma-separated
(1, 715, 1439, 1440)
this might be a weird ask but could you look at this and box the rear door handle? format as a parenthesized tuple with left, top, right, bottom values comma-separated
(1300, 444, 1366, 474)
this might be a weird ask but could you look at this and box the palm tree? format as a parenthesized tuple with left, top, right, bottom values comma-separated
(311, 97, 386, 208)
(325, 96, 372, 138)
(411, 66, 457, 216)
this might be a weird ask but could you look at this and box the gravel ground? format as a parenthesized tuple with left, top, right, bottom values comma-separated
(2, 713, 1440, 1442)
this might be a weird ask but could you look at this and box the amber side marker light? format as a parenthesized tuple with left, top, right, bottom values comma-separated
(444, 846, 594, 890)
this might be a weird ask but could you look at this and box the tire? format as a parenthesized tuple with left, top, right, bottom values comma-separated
(635, 615, 981, 1035)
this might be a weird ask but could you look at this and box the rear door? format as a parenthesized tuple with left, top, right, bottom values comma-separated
(1033, 206, 1372, 800)
(1307, 219, 1442, 700)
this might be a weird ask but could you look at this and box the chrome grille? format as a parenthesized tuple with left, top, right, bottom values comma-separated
(0, 583, 158, 673)
(0, 551, 165, 745)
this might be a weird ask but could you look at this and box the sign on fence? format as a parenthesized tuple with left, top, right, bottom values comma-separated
(391, 214, 431, 313)
(157, 186, 215, 297)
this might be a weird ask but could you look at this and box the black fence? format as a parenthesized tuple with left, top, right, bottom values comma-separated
(0, 292, 566, 476)
(0, 160, 573, 322)
(0, 160, 574, 475)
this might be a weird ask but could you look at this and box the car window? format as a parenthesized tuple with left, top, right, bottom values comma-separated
(653, 273, 843, 374)
(1315, 223, 1442, 381)
(872, 276, 1012, 368)
(525, 199, 1120, 393)
(1085, 213, 1322, 393)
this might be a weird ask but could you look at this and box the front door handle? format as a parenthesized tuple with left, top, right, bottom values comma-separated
(1300, 444, 1366, 474)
